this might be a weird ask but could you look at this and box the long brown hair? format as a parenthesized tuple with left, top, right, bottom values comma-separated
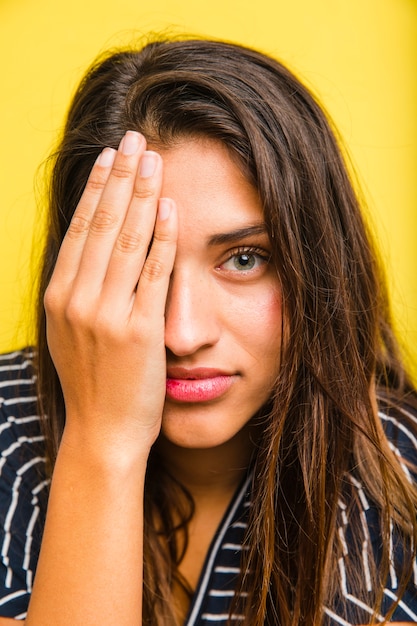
(35, 38, 417, 625)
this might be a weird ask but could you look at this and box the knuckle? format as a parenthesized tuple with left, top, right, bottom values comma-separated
(95, 315, 122, 341)
(109, 163, 133, 180)
(115, 229, 144, 253)
(87, 173, 107, 192)
(132, 185, 154, 201)
(152, 229, 173, 244)
(44, 284, 61, 315)
(142, 257, 165, 281)
(64, 298, 88, 325)
(90, 209, 119, 233)
(67, 214, 91, 238)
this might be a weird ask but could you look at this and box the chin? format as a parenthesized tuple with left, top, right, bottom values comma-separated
(159, 404, 256, 452)
(160, 422, 233, 450)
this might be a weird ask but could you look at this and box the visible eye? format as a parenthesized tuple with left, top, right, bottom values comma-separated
(218, 247, 270, 273)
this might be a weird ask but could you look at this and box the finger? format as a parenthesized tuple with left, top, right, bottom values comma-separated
(132, 197, 178, 326)
(49, 147, 117, 287)
(100, 150, 164, 306)
(74, 131, 149, 294)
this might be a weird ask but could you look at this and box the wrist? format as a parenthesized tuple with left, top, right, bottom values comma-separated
(57, 422, 155, 477)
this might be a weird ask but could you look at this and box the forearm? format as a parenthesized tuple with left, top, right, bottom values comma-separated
(26, 435, 149, 626)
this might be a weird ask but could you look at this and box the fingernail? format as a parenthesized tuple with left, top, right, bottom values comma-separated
(158, 198, 172, 221)
(120, 131, 141, 155)
(96, 147, 116, 167)
(140, 151, 158, 178)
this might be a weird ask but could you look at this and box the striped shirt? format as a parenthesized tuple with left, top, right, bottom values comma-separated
(0, 349, 417, 622)
(0, 349, 48, 619)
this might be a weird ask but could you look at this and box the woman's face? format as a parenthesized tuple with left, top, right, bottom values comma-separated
(158, 139, 282, 449)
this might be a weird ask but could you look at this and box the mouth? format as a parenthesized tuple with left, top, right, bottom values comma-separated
(165, 367, 237, 403)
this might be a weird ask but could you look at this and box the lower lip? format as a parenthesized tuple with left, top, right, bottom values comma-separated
(165, 375, 235, 403)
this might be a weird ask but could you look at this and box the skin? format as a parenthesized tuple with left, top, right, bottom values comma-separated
(9, 132, 282, 625)
(156, 139, 282, 456)
(0, 133, 409, 625)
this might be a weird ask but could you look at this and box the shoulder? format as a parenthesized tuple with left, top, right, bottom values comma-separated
(327, 397, 417, 623)
(0, 349, 48, 619)
(0, 347, 46, 494)
(378, 396, 417, 481)
(0, 348, 43, 464)
(0, 347, 38, 413)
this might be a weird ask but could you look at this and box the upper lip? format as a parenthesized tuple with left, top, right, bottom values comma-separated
(166, 367, 233, 380)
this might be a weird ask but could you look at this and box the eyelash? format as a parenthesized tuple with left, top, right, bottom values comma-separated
(218, 246, 271, 273)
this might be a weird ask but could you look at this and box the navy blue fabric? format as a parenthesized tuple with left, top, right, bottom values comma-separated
(0, 350, 48, 619)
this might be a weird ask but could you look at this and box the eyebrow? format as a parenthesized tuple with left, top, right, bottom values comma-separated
(208, 223, 268, 246)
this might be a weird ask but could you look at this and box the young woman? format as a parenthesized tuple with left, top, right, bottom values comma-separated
(0, 38, 416, 626)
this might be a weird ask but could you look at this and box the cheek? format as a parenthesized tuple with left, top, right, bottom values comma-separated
(230, 285, 283, 359)
(257, 293, 283, 364)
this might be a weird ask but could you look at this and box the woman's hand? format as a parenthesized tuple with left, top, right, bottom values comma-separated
(44, 131, 177, 461)
(25, 131, 175, 625)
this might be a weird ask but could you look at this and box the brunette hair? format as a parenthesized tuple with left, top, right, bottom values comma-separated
(35, 38, 417, 625)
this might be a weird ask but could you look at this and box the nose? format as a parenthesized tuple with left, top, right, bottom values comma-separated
(165, 270, 221, 357)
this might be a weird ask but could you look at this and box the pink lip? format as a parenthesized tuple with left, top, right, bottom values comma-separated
(166, 367, 236, 403)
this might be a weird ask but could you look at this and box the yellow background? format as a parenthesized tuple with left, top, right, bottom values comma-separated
(0, 0, 416, 374)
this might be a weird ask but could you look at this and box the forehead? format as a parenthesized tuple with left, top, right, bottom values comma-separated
(155, 138, 264, 238)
